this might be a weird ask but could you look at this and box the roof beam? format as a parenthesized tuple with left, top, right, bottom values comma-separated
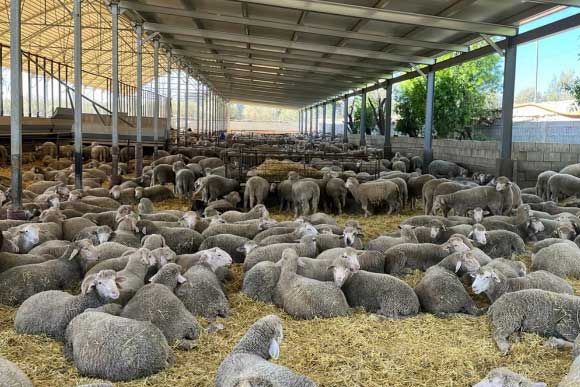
(119, 1, 468, 52)
(234, 0, 518, 36)
(165, 41, 409, 71)
(207, 76, 351, 92)
(210, 81, 345, 95)
(144, 22, 435, 64)
(525, 0, 580, 6)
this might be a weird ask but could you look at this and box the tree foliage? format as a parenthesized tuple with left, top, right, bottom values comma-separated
(563, 77, 580, 104)
(393, 54, 502, 138)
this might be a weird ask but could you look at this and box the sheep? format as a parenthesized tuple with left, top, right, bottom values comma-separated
(202, 219, 271, 240)
(14, 269, 122, 340)
(317, 247, 385, 273)
(531, 242, 580, 278)
(410, 221, 472, 244)
(407, 174, 434, 210)
(560, 357, 580, 387)
(0, 356, 33, 387)
(152, 154, 186, 167)
(0, 242, 98, 306)
(533, 238, 578, 253)
(560, 163, 580, 178)
(138, 220, 203, 255)
(325, 175, 347, 214)
(272, 178, 293, 211)
(178, 211, 210, 233)
(151, 164, 175, 186)
(175, 252, 231, 330)
(433, 184, 507, 217)
(488, 289, 580, 354)
(253, 226, 297, 244)
(422, 178, 450, 215)
(482, 258, 527, 279)
(244, 176, 270, 209)
(345, 177, 400, 217)
(199, 234, 250, 263)
(473, 368, 546, 387)
(193, 175, 239, 203)
(216, 315, 316, 387)
(109, 185, 137, 205)
(383, 176, 408, 207)
(175, 168, 196, 199)
(548, 173, 580, 202)
(114, 248, 157, 305)
(428, 160, 468, 178)
(415, 251, 484, 316)
(222, 204, 269, 223)
(73, 225, 113, 246)
(273, 249, 350, 319)
(401, 214, 469, 228)
(242, 235, 318, 271)
(0, 252, 50, 273)
(35, 141, 58, 158)
(392, 160, 406, 172)
(242, 261, 281, 303)
(468, 224, 526, 258)
(384, 236, 470, 274)
(472, 268, 573, 303)
(6, 223, 55, 253)
(135, 185, 175, 202)
(121, 263, 201, 350)
(138, 197, 155, 214)
(367, 225, 418, 252)
(141, 234, 166, 250)
(205, 192, 242, 213)
(175, 247, 233, 274)
(64, 311, 174, 381)
(258, 223, 318, 246)
(292, 179, 320, 217)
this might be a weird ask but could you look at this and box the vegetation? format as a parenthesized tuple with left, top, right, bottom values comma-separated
(229, 103, 297, 122)
(563, 77, 580, 104)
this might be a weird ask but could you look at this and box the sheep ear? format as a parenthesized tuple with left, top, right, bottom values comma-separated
(81, 275, 97, 294)
(441, 224, 447, 231)
(115, 275, 127, 286)
(141, 227, 147, 234)
(297, 258, 306, 268)
(467, 231, 473, 238)
(69, 248, 80, 260)
(455, 260, 462, 273)
(268, 338, 280, 360)
(236, 246, 246, 253)
(148, 272, 159, 283)
(177, 274, 187, 284)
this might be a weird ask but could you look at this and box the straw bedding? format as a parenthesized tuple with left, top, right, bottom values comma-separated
(0, 183, 576, 386)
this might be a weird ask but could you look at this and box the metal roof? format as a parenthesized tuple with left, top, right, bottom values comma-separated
(5, 0, 574, 107)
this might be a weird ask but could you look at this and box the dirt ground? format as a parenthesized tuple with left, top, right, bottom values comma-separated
(0, 195, 577, 386)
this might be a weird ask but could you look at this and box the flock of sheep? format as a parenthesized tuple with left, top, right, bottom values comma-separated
(2, 138, 580, 386)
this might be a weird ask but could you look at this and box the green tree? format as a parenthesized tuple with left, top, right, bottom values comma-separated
(393, 54, 502, 138)
(515, 87, 538, 104)
(564, 78, 580, 104)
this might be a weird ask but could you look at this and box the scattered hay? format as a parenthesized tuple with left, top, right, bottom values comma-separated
(255, 159, 322, 181)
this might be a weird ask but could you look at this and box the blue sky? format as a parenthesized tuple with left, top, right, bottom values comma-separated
(515, 7, 580, 95)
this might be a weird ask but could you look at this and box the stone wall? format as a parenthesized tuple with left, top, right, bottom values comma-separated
(351, 135, 578, 188)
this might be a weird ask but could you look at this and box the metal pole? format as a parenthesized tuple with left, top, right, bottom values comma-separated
(153, 38, 159, 157)
(111, 1, 120, 179)
(499, 37, 517, 179)
(424, 70, 435, 166)
(135, 23, 143, 177)
(196, 79, 200, 136)
(384, 81, 393, 159)
(10, 0, 22, 211)
(184, 70, 189, 133)
(315, 105, 319, 136)
(201, 84, 206, 135)
(343, 96, 348, 144)
(331, 101, 336, 140)
(166, 49, 172, 142)
(360, 90, 366, 147)
(309, 107, 313, 137)
(176, 65, 181, 141)
(73, 0, 83, 189)
(322, 103, 326, 138)
(298, 110, 302, 134)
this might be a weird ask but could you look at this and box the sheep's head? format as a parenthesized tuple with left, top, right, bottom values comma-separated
(138, 198, 154, 214)
(254, 204, 270, 219)
(115, 205, 135, 223)
(299, 235, 317, 245)
(452, 252, 480, 275)
(134, 248, 157, 267)
(81, 269, 122, 300)
(39, 207, 65, 223)
(297, 223, 318, 238)
(109, 185, 122, 200)
(471, 207, 485, 223)
(343, 226, 362, 247)
(151, 246, 177, 267)
(0, 190, 6, 205)
(471, 269, 500, 295)
(68, 190, 82, 202)
(141, 234, 166, 249)
(69, 239, 99, 262)
(555, 223, 576, 240)
(179, 211, 199, 229)
(472, 369, 546, 387)
(495, 176, 512, 192)
(209, 215, 225, 226)
(149, 263, 186, 287)
(224, 191, 241, 206)
(428, 222, 444, 240)
(134, 186, 144, 199)
(17, 225, 40, 246)
(432, 196, 446, 215)
(269, 183, 277, 193)
(95, 226, 113, 245)
(199, 247, 233, 271)
(445, 236, 470, 253)
(468, 224, 487, 245)
(345, 177, 358, 190)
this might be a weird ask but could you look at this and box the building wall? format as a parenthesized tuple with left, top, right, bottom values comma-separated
(351, 135, 577, 188)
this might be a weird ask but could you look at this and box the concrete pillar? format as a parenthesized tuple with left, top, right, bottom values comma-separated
(73, 0, 83, 189)
(498, 37, 517, 179)
(135, 23, 143, 177)
(343, 96, 348, 144)
(331, 100, 336, 140)
(110, 0, 120, 179)
(384, 81, 393, 159)
(359, 91, 366, 147)
(152, 38, 159, 157)
(423, 69, 435, 166)
(10, 0, 22, 211)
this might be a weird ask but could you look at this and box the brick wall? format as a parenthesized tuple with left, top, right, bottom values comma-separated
(350, 135, 579, 188)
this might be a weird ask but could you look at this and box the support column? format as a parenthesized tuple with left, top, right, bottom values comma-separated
(331, 100, 336, 140)
(498, 37, 517, 179)
(153, 38, 159, 157)
(423, 69, 435, 166)
(322, 103, 326, 138)
(201, 84, 206, 135)
(315, 105, 319, 136)
(135, 23, 143, 177)
(309, 107, 313, 137)
(384, 81, 393, 159)
(176, 65, 181, 143)
(196, 79, 200, 136)
(298, 110, 302, 134)
(343, 96, 348, 144)
(166, 49, 172, 142)
(208, 88, 212, 136)
(360, 91, 366, 147)
(110, 0, 120, 179)
(73, 0, 83, 189)
(184, 71, 189, 133)
(10, 0, 22, 211)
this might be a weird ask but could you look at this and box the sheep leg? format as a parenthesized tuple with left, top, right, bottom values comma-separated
(544, 337, 574, 351)
(491, 318, 521, 355)
(462, 301, 486, 316)
(176, 338, 198, 350)
(207, 322, 224, 334)
(311, 196, 319, 215)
